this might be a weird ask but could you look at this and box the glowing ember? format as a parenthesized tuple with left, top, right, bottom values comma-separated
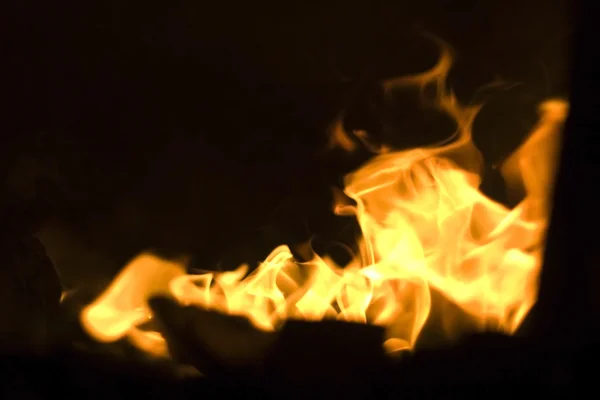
(80, 37, 568, 358)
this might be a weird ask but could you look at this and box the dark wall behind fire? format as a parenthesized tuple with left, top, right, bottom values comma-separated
(3, 0, 570, 293)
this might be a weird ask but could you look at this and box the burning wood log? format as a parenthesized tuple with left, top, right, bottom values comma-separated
(0, 151, 66, 394)
(0, 149, 69, 352)
(0, 230, 63, 397)
(0, 221, 62, 355)
(150, 295, 389, 396)
(264, 319, 387, 397)
(149, 296, 277, 378)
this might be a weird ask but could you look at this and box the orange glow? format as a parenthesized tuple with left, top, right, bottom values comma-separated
(80, 38, 568, 358)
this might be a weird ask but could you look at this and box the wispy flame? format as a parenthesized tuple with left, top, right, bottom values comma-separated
(80, 38, 568, 358)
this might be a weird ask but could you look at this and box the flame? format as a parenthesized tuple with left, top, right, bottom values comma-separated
(80, 255, 185, 343)
(80, 38, 568, 358)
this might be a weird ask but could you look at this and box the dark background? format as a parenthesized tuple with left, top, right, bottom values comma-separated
(3, 0, 570, 296)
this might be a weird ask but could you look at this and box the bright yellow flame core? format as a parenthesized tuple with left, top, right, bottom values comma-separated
(80, 40, 568, 357)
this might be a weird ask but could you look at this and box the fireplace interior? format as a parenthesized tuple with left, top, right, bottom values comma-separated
(3, 0, 596, 397)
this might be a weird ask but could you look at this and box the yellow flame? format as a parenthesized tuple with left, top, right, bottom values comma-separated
(80, 254, 184, 343)
(80, 38, 568, 357)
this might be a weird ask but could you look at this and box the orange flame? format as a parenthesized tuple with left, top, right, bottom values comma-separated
(80, 38, 568, 357)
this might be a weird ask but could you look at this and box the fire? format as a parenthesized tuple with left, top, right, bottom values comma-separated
(80, 37, 568, 358)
